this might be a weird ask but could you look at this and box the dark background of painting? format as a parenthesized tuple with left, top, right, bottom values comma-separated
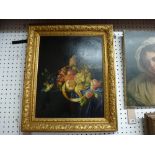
(35, 36, 104, 118)
(125, 31, 155, 82)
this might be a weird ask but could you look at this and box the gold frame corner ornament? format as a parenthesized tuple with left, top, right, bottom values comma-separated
(21, 24, 117, 132)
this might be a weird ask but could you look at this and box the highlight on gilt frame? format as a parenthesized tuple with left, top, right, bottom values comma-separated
(124, 31, 155, 107)
(21, 25, 117, 132)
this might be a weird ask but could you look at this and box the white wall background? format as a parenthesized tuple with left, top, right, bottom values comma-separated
(0, 20, 155, 135)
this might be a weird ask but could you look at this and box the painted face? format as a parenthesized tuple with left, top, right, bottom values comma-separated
(144, 51, 155, 75)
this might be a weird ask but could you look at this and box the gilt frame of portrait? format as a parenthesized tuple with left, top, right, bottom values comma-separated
(124, 31, 155, 108)
(21, 25, 117, 132)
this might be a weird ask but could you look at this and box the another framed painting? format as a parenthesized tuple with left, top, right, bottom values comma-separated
(21, 25, 117, 132)
(124, 31, 155, 107)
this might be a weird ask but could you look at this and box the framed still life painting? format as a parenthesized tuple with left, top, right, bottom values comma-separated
(21, 25, 117, 132)
(124, 31, 155, 107)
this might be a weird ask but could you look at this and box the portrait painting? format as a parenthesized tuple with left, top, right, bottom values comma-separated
(22, 25, 117, 132)
(124, 31, 155, 107)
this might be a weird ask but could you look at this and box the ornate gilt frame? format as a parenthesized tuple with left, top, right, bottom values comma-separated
(21, 25, 117, 132)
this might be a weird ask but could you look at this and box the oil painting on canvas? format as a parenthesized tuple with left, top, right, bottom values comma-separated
(125, 31, 155, 107)
(36, 36, 104, 118)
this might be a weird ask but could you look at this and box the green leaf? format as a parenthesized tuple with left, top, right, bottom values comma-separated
(94, 93, 98, 98)
(79, 97, 87, 106)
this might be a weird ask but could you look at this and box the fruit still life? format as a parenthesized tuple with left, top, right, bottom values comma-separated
(41, 55, 103, 107)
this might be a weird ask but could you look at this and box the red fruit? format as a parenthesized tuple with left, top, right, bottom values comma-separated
(85, 91, 94, 99)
